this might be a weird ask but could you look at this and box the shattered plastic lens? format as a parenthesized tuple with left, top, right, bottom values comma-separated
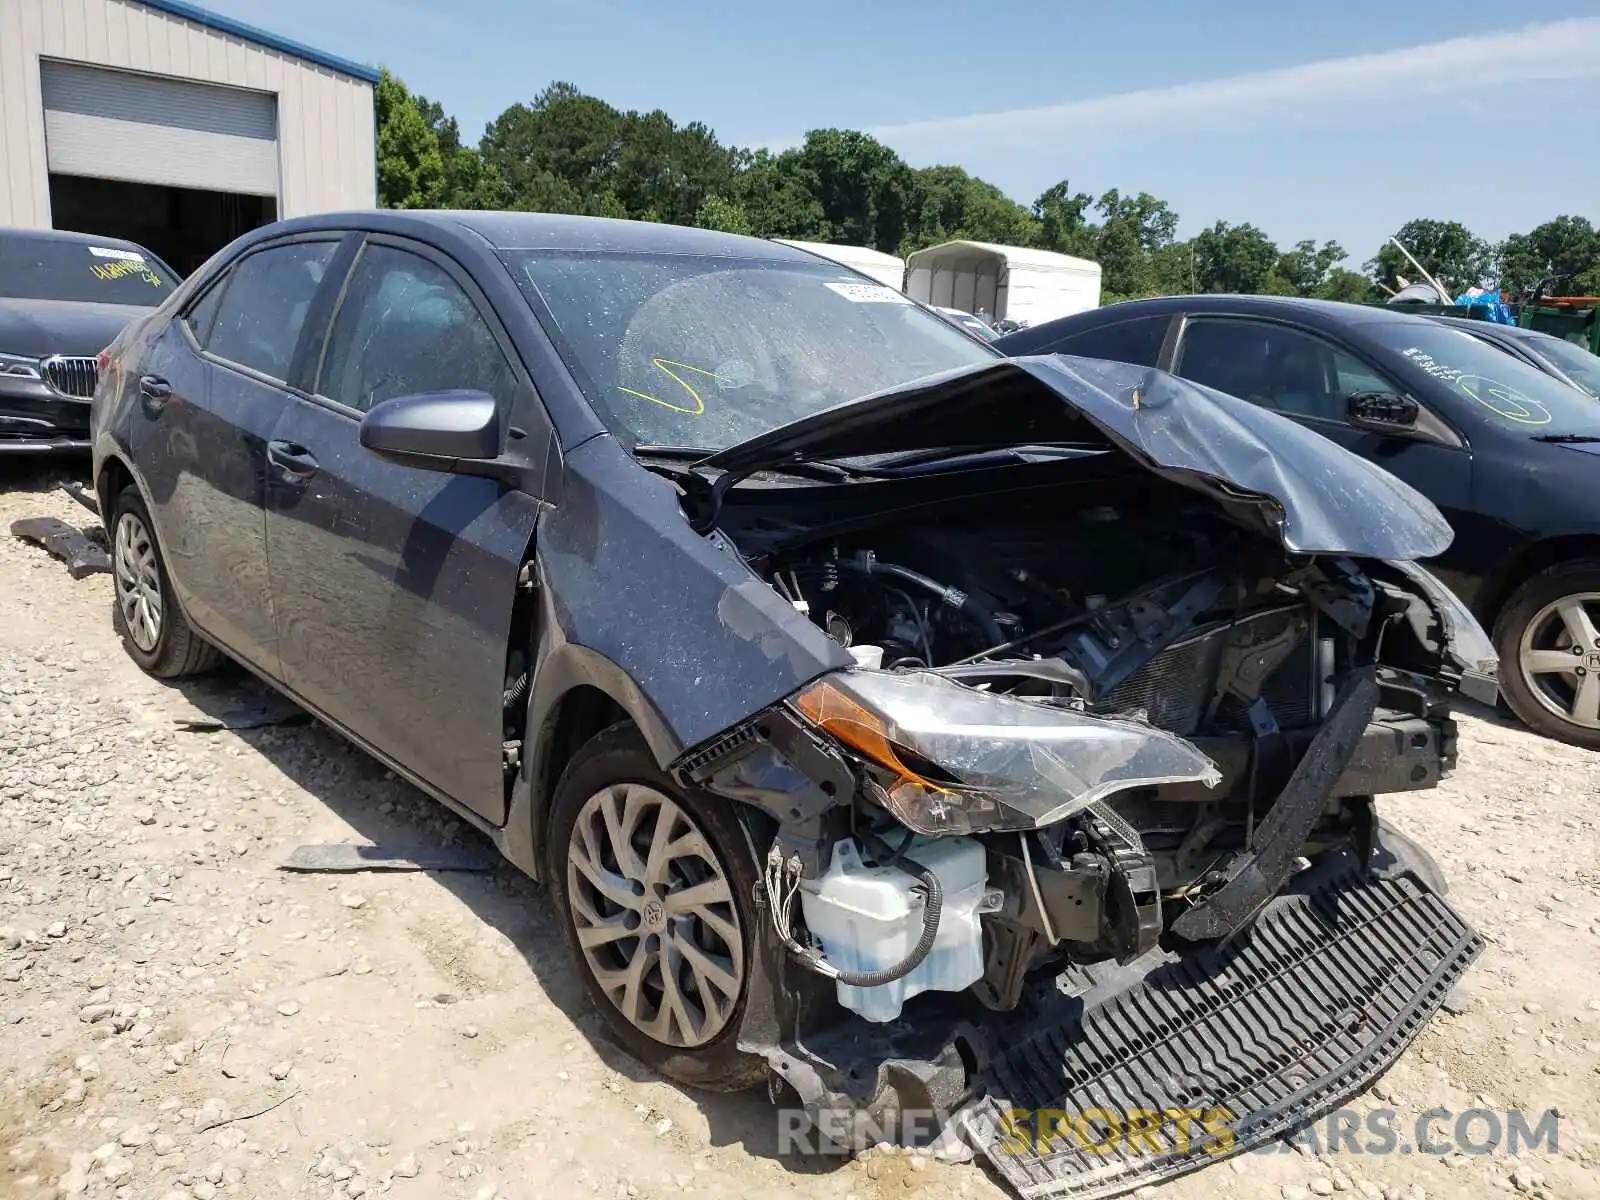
(794, 669, 1221, 834)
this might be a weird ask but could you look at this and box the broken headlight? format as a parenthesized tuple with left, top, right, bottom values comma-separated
(793, 669, 1221, 836)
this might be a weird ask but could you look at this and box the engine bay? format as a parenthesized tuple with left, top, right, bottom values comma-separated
(686, 461, 1466, 1023)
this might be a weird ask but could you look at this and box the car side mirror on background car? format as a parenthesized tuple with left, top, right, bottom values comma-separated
(1347, 390, 1421, 431)
(358, 390, 506, 477)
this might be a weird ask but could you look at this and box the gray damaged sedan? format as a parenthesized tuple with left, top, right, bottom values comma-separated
(92, 212, 1489, 1198)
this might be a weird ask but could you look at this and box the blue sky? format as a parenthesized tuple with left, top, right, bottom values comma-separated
(207, 0, 1599, 268)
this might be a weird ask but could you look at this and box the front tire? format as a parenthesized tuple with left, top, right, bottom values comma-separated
(546, 724, 766, 1091)
(109, 485, 223, 679)
(1494, 559, 1600, 749)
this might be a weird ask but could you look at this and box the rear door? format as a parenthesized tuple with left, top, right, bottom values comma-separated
(1165, 315, 1481, 574)
(130, 237, 341, 674)
(262, 235, 548, 824)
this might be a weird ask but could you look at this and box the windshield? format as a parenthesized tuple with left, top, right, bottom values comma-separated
(1530, 334, 1600, 398)
(507, 250, 996, 450)
(0, 237, 177, 304)
(1363, 321, 1600, 436)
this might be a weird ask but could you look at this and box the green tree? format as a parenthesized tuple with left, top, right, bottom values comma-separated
(901, 165, 1036, 253)
(694, 194, 753, 235)
(1497, 216, 1600, 297)
(731, 149, 828, 240)
(791, 129, 915, 252)
(1266, 239, 1348, 297)
(1032, 181, 1098, 258)
(1094, 189, 1180, 299)
(1191, 221, 1278, 294)
(1319, 269, 1377, 304)
(414, 92, 504, 209)
(1366, 219, 1492, 296)
(375, 69, 446, 209)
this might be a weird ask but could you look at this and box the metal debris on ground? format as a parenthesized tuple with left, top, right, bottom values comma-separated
(174, 702, 313, 732)
(280, 843, 497, 873)
(10, 515, 111, 578)
(59, 480, 100, 515)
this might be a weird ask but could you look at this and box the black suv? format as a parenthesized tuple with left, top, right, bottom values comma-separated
(1, 227, 179, 455)
(999, 295, 1600, 748)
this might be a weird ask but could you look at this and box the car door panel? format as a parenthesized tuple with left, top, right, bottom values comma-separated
(1168, 315, 1480, 583)
(263, 237, 546, 824)
(129, 243, 338, 673)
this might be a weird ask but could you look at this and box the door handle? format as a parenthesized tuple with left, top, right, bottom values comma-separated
(138, 375, 172, 412)
(266, 439, 319, 484)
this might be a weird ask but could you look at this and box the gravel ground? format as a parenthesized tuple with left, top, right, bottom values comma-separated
(2, 463, 1598, 1200)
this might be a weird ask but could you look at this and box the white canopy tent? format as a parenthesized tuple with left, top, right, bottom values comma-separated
(773, 239, 906, 291)
(904, 241, 1101, 326)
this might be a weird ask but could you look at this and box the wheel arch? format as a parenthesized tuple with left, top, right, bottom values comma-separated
(499, 641, 683, 882)
(1476, 535, 1600, 631)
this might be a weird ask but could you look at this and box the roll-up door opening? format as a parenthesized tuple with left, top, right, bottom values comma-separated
(40, 61, 281, 277)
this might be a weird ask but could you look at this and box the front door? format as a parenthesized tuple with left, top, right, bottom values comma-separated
(263, 236, 546, 823)
(1168, 316, 1479, 579)
(130, 238, 340, 674)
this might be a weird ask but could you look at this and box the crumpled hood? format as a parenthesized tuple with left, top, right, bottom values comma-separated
(701, 355, 1454, 562)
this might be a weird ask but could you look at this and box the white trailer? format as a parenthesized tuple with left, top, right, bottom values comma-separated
(773, 240, 906, 291)
(904, 241, 1101, 326)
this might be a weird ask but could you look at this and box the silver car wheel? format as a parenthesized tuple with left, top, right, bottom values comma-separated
(114, 511, 163, 653)
(566, 783, 744, 1048)
(1518, 591, 1600, 731)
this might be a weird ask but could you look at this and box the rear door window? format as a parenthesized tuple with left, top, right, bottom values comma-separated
(1036, 314, 1170, 367)
(314, 243, 514, 413)
(202, 242, 338, 382)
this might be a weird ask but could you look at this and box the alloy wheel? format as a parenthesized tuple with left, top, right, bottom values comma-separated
(114, 512, 163, 653)
(565, 783, 744, 1048)
(1517, 591, 1600, 731)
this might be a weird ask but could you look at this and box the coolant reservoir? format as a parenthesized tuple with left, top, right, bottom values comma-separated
(799, 836, 991, 1023)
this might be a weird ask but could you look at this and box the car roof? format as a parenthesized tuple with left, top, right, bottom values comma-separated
(265, 210, 825, 261)
(0, 226, 157, 256)
(1059, 293, 1448, 330)
(1432, 315, 1555, 343)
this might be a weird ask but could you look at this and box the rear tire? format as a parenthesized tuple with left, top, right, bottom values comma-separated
(546, 723, 766, 1092)
(1493, 559, 1600, 749)
(109, 485, 224, 679)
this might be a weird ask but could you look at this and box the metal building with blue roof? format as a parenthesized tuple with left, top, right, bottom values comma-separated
(0, 0, 379, 273)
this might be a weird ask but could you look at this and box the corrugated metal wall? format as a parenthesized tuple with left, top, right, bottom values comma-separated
(0, 0, 375, 227)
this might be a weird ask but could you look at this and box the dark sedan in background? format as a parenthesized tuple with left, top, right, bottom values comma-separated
(1430, 314, 1600, 398)
(997, 295, 1600, 748)
(1, 227, 179, 455)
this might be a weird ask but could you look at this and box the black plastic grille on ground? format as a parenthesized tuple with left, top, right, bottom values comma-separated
(967, 866, 1483, 1200)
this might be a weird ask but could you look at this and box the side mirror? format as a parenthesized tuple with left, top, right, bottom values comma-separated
(1347, 390, 1420, 431)
(358, 390, 505, 477)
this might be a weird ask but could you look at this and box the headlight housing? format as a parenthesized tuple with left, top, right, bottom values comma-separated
(793, 669, 1221, 835)
(0, 352, 42, 380)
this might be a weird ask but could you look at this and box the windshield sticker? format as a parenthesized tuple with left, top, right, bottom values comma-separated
(823, 280, 910, 304)
(90, 259, 164, 287)
(88, 247, 145, 262)
(618, 357, 729, 415)
(1401, 347, 1553, 425)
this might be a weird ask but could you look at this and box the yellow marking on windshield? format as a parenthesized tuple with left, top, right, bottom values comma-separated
(618, 357, 729, 415)
(90, 261, 163, 287)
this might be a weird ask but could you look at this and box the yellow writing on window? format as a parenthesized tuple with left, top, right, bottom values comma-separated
(91, 261, 163, 287)
(618, 358, 729, 415)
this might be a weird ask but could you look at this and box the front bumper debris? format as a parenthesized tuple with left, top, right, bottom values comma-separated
(760, 825, 1479, 1200)
(961, 837, 1482, 1199)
